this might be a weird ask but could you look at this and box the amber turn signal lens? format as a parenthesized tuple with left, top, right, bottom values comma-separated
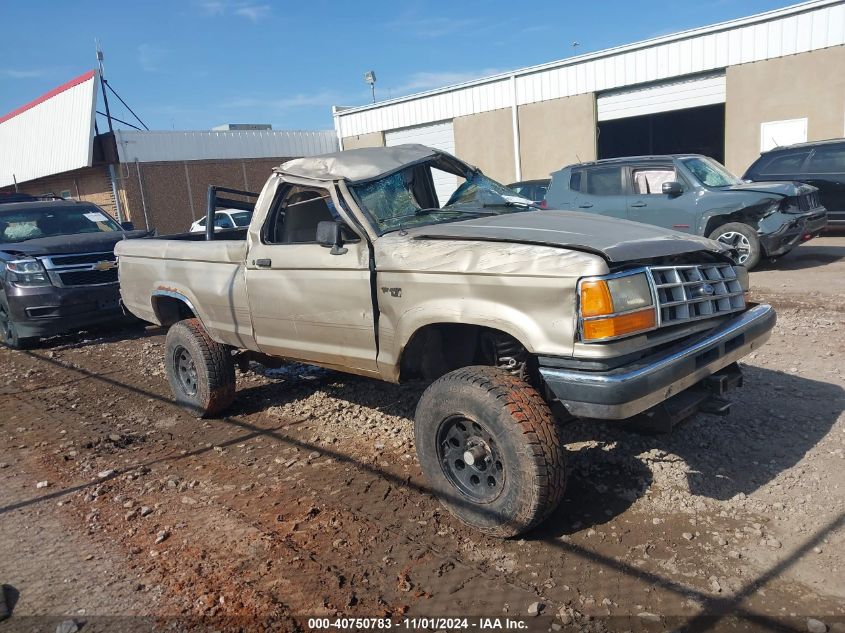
(582, 308, 656, 340)
(580, 280, 614, 317)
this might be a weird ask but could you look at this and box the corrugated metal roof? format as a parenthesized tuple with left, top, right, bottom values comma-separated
(0, 71, 98, 188)
(334, 0, 845, 137)
(114, 129, 338, 163)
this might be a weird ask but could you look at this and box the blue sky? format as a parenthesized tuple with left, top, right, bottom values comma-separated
(1, 0, 796, 132)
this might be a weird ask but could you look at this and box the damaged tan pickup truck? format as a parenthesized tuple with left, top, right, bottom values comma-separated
(116, 145, 776, 536)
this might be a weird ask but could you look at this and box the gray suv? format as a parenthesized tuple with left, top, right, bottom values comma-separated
(545, 155, 827, 268)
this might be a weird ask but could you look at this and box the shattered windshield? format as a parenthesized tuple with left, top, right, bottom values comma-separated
(350, 161, 535, 234)
(0, 205, 123, 243)
(682, 157, 742, 188)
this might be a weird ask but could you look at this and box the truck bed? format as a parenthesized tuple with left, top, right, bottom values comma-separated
(115, 235, 255, 349)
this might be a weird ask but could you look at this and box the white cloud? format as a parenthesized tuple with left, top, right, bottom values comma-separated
(196, 0, 226, 16)
(222, 89, 345, 110)
(388, 68, 506, 97)
(196, 0, 270, 21)
(389, 16, 483, 39)
(233, 3, 271, 21)
(0, 68, 47, 79)
(137, 43, 167, 73)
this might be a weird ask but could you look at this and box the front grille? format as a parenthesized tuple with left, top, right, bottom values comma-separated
(44, 251, 116, 267)
(39, 251, 119, 287)
(58, 269, 118, 286)
(797, 190, 820, 212)
(649, 264, 745, 327)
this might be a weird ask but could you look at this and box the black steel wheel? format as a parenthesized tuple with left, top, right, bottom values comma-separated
(415, 366, 566, 537)
(437, 416, 505, 504)
(164, 318, 235, 418)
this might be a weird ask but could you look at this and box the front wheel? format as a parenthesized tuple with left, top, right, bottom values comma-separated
(164, 318, 235, 418)
(414, 366, 566, 537)
(708, 222, 761, 269)
(0, 302, 37, 350)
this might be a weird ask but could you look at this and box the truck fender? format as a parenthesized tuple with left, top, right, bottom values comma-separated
(150, 288, 210, 332)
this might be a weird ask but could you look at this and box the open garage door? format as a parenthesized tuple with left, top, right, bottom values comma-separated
(597, 73, 726, 163)
(385, 121, 457, 205)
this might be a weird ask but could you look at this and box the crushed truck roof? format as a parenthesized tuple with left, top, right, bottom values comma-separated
(276, 144, 461, 183)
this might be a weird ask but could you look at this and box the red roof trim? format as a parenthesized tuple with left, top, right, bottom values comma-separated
(0, 70, 97, 125)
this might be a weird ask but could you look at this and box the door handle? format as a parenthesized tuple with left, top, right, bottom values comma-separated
(630, 201, 647, 208)
(578, 203, 593, 208)
(254, 258, 272, 268)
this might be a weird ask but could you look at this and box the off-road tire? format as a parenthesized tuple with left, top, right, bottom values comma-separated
(708, 222, 761, 269)
(164, 318, 235, 418)
(0, 301, 37, 350)
(414, 366, 566, 537)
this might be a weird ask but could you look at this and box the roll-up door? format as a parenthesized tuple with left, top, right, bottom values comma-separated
(385, 121, 456, 204)
(597, 73, 726, 122)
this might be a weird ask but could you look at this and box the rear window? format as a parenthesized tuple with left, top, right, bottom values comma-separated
(757, 150, 811, 175)
(231, 211, 252, 227)
(584, 167, 623, 196)
(807, 146, 845, 173)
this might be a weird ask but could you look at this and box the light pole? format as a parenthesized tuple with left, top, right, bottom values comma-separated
(364, 70, 376, 103)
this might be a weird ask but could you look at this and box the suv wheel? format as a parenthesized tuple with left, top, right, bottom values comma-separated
(414, 366, 566, 537)
(0, 302, 37, 350)
(164, 318, 235, 418)
(708, 222, 761, 269)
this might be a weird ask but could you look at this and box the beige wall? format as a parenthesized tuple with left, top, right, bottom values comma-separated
(518, 93, 596, 180)
(454, 108, 516, 183)
(342, 131, 384, 149)
(725, 46, 845, 174)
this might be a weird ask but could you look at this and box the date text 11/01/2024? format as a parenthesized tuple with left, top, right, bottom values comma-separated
(307, 617, 529, 629)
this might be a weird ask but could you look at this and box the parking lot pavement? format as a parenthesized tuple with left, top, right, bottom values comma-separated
(0, 237, 843, 630)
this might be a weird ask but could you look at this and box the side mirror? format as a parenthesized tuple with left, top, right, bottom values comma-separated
(662, 181, 684, 197)
(121, 221, 135, 231)
(316, 220, 348, 255)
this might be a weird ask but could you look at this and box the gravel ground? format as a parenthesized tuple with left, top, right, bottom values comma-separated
(0, 236, 843, 632)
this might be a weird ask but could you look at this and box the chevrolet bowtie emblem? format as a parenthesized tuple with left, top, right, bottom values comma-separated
(93, 260, 118, 271)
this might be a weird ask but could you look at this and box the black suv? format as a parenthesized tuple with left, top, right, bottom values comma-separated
(0, 200, 146, 348)
(744, 139, 845, 228)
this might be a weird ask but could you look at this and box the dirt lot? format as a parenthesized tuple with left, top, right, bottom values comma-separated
(1, 236, 844, 632)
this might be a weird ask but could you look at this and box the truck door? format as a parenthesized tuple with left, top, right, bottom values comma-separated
(625, 164, 696, 232)
(245, 184, 378, 374)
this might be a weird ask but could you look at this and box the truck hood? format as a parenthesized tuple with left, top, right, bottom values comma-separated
(721, 181, 816, 197)
(0, 230, 150, 257)
(408, 209, 727, 262)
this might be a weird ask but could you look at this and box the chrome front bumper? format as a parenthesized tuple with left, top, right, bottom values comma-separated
(539, 304, 776, 420)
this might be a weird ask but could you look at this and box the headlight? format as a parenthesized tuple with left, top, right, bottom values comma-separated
(578, 271, 656, 341)
(6, 258, 51, 287)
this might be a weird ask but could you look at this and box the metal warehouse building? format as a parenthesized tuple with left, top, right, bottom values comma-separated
(333, 0, 845, 191)
(0, 72, 337, 234)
